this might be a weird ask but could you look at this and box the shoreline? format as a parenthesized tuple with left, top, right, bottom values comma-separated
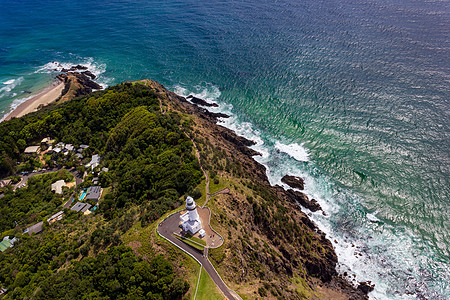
(2, 80, 64, 122)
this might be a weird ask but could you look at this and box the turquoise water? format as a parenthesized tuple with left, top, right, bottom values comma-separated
(79, 190, 87, 201)
(0, 0, 449, 298)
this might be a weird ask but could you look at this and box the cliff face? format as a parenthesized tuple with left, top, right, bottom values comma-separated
(141, 79, 367, 299)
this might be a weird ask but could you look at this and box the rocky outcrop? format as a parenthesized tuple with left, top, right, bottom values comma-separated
(358, 281, 375, 294)
(82, 70, 96, 80)
(187, 95, 219, 107)
(56, 71, 102, 102)
(61, 64, 88, 72)
(281, 174, 305, 190)
(285, 188, 322, 212)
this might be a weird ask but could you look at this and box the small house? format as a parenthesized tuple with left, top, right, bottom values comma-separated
(24, 146, 41, 155)
(47, 211, 64, 224)
(86, 154, 100, 169)
(71, 202, 92, 213)
(24, 221, 44, 235)
(51, 180, 66, 195)
(85, 186, 102, 201)
(0, 236, 17, 252)
(0, 180, 12, 189)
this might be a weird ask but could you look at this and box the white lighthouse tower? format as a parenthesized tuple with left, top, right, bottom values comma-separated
(180, 196, 202, 234)
(186, 196, 199, 220)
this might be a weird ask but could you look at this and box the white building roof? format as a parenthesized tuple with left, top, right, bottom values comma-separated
(47, 211, 64, 222)
(51, 180, 66, 194)
(24, 146, 40, 153)
(86, 154, 101, 168)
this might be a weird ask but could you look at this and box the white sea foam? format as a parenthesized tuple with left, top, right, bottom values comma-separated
(2, 79, 16, 85)
(173, 83, 220, 105)
(0, 94, 34, 122)
(35, 57, 109, 88)
(367, 212, 381, 222)
(0, 77, 24, 98)
(172, 83, 270, 160)
(274, 141, 310, 162)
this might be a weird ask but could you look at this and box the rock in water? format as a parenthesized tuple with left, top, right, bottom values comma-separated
(357, 281, 375, 294)
(281, 175, 305, 190)
(187, 95, 219, 107)
(82, 70, 96, 79)
(285, 189, 322, 212)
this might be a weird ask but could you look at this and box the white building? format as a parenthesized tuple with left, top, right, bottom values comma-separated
(51, 180, 66, 194)
(180, 196, 202, 235)
(86, 154, 100, 169)
(24, 146, 41, 155)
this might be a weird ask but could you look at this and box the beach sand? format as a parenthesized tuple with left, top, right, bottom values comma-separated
(3, 80, 64, 122)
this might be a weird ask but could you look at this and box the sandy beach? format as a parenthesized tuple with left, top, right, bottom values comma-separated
(2, 80, 64, 122)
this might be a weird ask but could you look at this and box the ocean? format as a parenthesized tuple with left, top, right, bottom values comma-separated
(0, 0, 449, 298)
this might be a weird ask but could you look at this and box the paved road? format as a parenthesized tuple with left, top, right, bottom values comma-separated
(158, 213, 239, 300)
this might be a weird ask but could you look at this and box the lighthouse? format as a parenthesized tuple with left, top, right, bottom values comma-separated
(186, 196, 199, 220)
(180, 196, 202, 234)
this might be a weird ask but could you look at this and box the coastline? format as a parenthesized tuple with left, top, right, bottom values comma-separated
(2, 80, 64, 122)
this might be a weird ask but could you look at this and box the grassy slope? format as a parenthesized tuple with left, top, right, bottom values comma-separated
(196, 267, 223, 300)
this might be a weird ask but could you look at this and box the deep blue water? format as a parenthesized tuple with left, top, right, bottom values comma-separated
(0, 0, 449, 298)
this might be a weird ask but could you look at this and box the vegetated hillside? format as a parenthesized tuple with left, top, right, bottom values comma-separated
(0, 83, 202, 299)
(0, 170, 73, 232)
(143, 79, 368, 299)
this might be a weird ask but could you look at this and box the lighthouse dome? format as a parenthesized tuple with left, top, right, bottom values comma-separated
(186, 196, 196, 210)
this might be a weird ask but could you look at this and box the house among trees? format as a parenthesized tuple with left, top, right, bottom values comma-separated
(40, 137, 55, 147)
(85, 186, 102, 201)
(24, 145, 41, 155)
(24, 221, 44, 235)
(47, 211, 64, 224)
(86, 154, 100, 169)
(71, 202, 92, 214)
(53, 147, 62, 154)
(51, 180, 66, 194)
(0, 179, 12, 188)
